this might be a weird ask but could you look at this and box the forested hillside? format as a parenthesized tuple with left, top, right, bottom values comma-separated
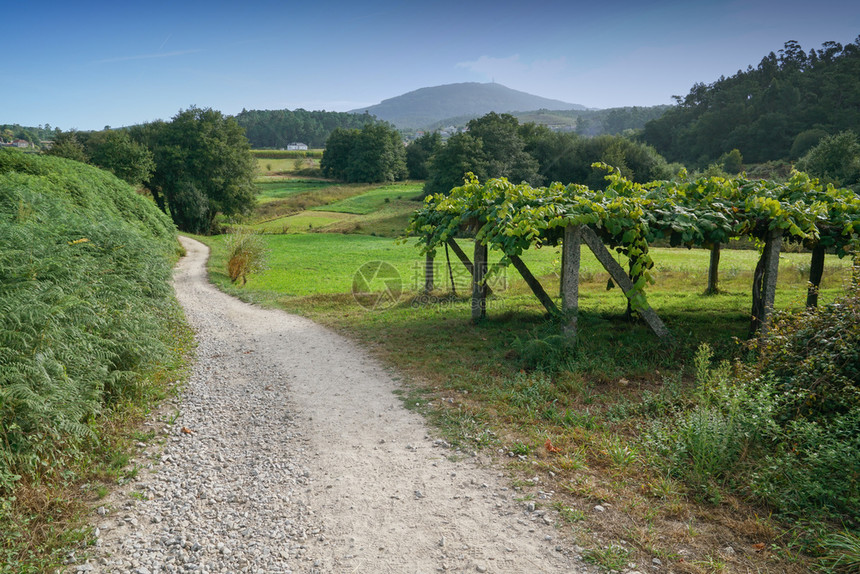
(234, 108, 384, 148)
(643, 38, 860, 166)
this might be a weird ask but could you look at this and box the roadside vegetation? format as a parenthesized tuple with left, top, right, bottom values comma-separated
(0, 150, 192, 572)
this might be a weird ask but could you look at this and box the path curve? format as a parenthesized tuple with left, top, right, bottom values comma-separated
(89, 237, 587, 573)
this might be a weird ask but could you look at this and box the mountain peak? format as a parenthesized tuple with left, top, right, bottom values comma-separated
(350, 82, 586, 129)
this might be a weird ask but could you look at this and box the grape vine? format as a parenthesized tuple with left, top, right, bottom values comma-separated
(406, 165, 860, 311)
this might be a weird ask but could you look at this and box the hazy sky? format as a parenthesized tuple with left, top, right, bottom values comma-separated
(3, 0, 858, 131)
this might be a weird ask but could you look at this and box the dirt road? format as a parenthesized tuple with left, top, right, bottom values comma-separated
(89, 236, 586, 573)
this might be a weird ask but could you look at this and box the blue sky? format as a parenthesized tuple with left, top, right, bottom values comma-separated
(2, 0, 858, 131)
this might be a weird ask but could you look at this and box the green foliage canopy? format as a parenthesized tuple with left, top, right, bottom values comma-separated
(47, 129, 155, 187)
(234, 108, 382, 148)
(796, 130, 860, 190)
(423, 113, 540, 197)
(424, 113, 677, 198)
(320, 123, 407, 183)
(408, 168, 860, 311)
(140, 107, 257, 233)
(405, 132, 442, 179)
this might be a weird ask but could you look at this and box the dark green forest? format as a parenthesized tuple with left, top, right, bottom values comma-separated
(233, 108, 385, 148)
(643, 38, 860, 166)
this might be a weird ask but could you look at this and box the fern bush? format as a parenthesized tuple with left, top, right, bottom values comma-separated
(0, 149, 178, 492)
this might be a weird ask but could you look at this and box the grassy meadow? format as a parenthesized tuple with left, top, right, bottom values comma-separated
(253, 151, 322, 178)
(201, 173, 859, 573)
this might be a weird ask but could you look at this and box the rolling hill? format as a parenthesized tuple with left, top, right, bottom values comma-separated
(350, 82, 587, 129)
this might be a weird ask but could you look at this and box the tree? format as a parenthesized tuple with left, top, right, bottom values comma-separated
(320, 127, 357, 180)
(719, 148, 744, 174)
(405, 132, 442, 179)
(530, 134, 675, 189)
(143, 107, 257, 233)
(466, 113, 541, 186)
(790, 128, 829, 159)
(44, 131, 89, 163)
(423, 113, 541, 197)
(796, 130, 860, 189)
(346, 124, 407, 183)
(643, 38, 860, 167)
(87, 130, 155, 186)
(423, 133, 487, 197)
(320, 123, 406, 183)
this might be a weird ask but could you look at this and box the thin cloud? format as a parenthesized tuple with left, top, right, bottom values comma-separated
(95, 49, 202, 65)
(457, 54, 567, 78)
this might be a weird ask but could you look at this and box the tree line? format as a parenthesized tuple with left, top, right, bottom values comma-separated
(1, 123, 59, 146)
(321, 112, 680, 194)
(48, 107, 256, 234)
(234, 108, 386, 148)
(643, 37, 860, 167)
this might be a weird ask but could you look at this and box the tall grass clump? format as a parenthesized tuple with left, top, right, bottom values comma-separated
(0, 149, 181, 569)
(647, 344, 776, 501)
(225, 228, 269, 285)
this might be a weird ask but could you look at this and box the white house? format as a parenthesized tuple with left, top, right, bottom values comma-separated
(286, 142, 308, 151)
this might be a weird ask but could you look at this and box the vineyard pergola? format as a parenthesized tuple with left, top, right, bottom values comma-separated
(407, 165, 860, 339)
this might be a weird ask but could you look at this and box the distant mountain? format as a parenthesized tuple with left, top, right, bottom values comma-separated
(350, 82, 587, 129)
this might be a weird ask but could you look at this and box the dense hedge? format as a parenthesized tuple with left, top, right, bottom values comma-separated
(0, 150, 178, 490)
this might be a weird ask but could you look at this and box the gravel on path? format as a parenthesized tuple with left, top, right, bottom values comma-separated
(84, 236, 588, 573)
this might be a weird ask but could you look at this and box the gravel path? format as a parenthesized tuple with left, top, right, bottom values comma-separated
(86, 237, 587, 573)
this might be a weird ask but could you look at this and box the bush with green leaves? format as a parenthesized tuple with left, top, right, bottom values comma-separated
(744, 288, 860, 523)
(750, 288, 860, 421)
(0, 149, 178, 492)
(796, 130, 860, 190)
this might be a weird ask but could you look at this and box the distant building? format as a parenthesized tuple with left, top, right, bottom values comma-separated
(286, 142, 308, 151)
(13, 139, 32, 148)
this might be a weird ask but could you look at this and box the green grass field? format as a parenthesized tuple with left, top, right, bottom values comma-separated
(310, 182, 423, 214)
(251, 211, 356, 234)
(207, 232, 852, 350)
(254, 179, 335, 203)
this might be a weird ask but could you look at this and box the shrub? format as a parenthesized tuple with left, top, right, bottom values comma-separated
(749, 290, 860, 421)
